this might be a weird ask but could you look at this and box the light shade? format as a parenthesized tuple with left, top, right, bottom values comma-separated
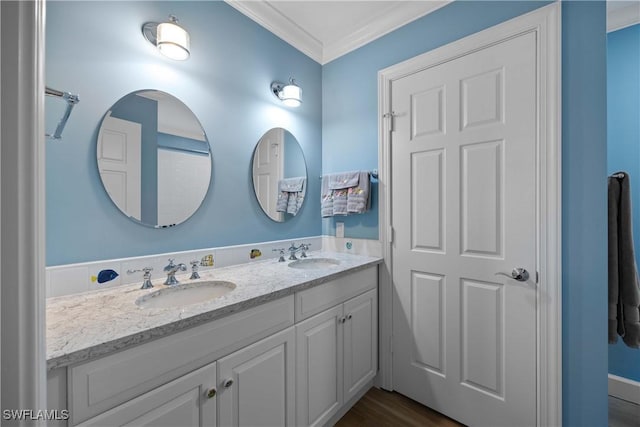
(142, 16, 190, 61)
(157, 22, 190, 60)
(271, 79, 302, 107)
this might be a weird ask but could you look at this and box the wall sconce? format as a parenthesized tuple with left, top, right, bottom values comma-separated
(271, 78, 302, 107)
(142, 15, 190, 61)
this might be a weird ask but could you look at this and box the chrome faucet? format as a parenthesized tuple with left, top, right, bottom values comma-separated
(288, 243, 302, 260)
(163, 259, 187, 285)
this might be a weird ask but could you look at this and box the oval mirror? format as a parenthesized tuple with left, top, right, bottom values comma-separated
(252, 128, 307, 222)
(97, 90, 212, 228)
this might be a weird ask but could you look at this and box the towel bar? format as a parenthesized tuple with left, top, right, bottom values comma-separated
(46, 86, 80, 140)
(319, 170, 378, 180)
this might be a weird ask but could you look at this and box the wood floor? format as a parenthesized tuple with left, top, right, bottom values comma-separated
(335, 387, 464, 427)
(336, 388, 640, 427)
(609, 396, 640, 427)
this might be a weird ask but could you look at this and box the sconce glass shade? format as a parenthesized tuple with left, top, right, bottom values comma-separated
(142, 17, 190, 61)
(271, 80, 302, 107)
(157, 22, 190, 60)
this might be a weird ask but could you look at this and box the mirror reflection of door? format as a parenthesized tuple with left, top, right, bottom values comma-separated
(96, 90, 212, 228)
(97, 112, 142, 220)
(251, 128, 307, 222)
(252, 128, 285, 222)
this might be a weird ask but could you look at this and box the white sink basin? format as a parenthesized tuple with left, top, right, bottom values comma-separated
(288, 258, 341, 270)
(136, 281, 236, 309)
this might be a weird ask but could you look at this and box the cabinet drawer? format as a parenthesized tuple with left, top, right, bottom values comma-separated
(295, 267, 377, 322)
(70, 295, 294, 425)
(78, 361, 216, 427)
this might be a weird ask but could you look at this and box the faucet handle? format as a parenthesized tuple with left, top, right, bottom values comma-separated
(300, 243, 311, 258)
(189, 261, 200, 279)
(272, 248, 286, 262)
(127, 267, 154, 289)
(127, 267, 153, 277)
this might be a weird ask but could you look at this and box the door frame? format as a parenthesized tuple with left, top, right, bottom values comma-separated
(376, 3, 561, 426)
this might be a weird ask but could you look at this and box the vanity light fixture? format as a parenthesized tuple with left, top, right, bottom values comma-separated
(142, 15, 190, 61)
(271, 78, 302, 107)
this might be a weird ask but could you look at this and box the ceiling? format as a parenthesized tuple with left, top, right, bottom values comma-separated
(225, 1, 640, 65)
(607, 0, 640, 32)
(225, 0, 450, 64)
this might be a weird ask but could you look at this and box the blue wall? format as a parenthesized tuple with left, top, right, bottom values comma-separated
(46, 1, 322, 265)
(284, 131, 306, 178)
(562, 2, 608, 425)
(321, 0, 555, 238)
(322, 1, 608, 425)
(607, 23, 640, 382)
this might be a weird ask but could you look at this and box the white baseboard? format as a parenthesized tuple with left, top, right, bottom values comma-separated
(609, 374, 640, 405)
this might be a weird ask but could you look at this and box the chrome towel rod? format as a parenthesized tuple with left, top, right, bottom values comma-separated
(319, 170, 378, 180)
(610, 172, 626, 179)
(46, 86, 80, 140)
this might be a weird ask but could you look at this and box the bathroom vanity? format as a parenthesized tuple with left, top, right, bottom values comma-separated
(46, 252, 381, 426)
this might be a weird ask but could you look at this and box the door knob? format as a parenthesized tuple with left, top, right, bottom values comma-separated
(495, 268, 529, 282)
(223, 378, 234, 388)
(206, 388, 217, 399)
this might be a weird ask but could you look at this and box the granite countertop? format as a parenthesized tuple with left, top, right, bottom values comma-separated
(46, 251, 382, 370)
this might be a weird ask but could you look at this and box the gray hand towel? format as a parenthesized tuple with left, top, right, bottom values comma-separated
(347, 171, 370, 213)
(321, 175, 333, 217)
(608, 172, 640, 348)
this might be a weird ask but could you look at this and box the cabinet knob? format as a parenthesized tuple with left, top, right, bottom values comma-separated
(347, 314, 352, 320)
(340, 316, 346, 324)
(206, 388, 217, 399)
(223, 378, 234, 388)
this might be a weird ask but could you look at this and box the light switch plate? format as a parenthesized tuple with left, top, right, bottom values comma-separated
(336, 222, 345, 238)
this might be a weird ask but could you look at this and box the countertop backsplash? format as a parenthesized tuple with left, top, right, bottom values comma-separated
(46, 236, 382, 298)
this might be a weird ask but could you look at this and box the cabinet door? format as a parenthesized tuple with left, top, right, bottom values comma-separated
(217, 327, 295, 427)
(295, 305, 344, 427)
(343, 288, 378, 402)
(78, 361, 217, 427)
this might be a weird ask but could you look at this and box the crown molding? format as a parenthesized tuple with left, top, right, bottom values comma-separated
(322, 1, 449, 64)
(225, 0, 324, 63)
(226, 0, 449, 65)
(608, 2, 640, 33)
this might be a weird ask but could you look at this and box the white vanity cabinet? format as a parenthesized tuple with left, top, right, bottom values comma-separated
(48, 264, 379, 427)
(217, 327, 296, 427)
(77, 361, 217, 427)
(295, 268, 378, 427)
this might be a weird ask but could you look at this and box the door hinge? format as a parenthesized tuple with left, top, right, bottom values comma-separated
(387, 226, 394, 244)
(383, 111, 396, 132)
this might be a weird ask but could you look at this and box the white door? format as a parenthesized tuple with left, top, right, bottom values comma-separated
(78, 361, 217, 426)
(217, 327, 295, 427)
(253, 128, 284, 221)
(296, 305, 343, 427)
(97, 112, 142, 220)
(391, 31, 537, 427)
(343, 289, 377, 403)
